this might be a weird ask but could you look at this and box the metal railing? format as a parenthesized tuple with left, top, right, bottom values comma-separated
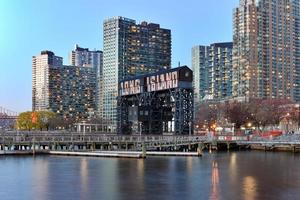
(0, 131, 208, 144)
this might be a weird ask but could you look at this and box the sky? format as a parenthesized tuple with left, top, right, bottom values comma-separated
(0, 0, 239, 112)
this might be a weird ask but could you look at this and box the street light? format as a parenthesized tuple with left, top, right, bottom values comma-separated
(139, 121, 142, 147)
(189, 121, 192, 136)
(139, 121, 142, 137)
(296, 104, 300, 133)
(247, 122, 252, 128)
(287, 113, 290, 133)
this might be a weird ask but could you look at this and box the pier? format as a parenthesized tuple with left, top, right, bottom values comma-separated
(0, 131, 300, 158)
(0, 131, 208, 152)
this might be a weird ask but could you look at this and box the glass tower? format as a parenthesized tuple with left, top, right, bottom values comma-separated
(232, 0, 258, 100)
(101, 17, 171, 132)
(192, 42, 233, 103)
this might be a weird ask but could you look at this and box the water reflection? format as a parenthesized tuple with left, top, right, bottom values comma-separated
(136, 159, 145, 194)
(243, 176, 257, 200)
(229, 153, 237, 182)
(80, 158, 88, 195)
(32, 158, 49, 200)
(210, 161, 220, 200)
(0, 152, 299, 200)
(186, 156, 193, 174)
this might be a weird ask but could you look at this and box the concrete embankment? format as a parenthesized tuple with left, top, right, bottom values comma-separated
(0, 150, 49, 155)
(249, 144, 300, 153)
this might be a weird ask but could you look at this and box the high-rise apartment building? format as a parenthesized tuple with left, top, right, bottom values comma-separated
(69, 44, 102, 69)
(32, 51, 63, 111)
(69, 45, 103, 114)
(257, 0, 300, 101)
(192, 42, 233, 103)
(102, 16, 171, 132)
(233, 0, 300, 102)
(32, 51, 96, 120)
(232, 0, 258, 99)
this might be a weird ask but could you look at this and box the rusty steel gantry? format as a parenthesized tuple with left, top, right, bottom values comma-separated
(117, 66, 193, 135)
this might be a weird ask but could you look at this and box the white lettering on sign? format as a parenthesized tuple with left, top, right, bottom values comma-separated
(146, 71, 178, 92)
(120, 79, 141, 96)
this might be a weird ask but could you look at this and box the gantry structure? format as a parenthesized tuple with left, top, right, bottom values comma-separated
(117, 66, 193, 135)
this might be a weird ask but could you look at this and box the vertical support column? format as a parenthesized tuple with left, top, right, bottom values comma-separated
(142, 142, 146, 158)
(227, 142, 230, 151)
(32, 137, 36, 155)
(2, 134, 5, 153)
(197, 143, 203, 156)
(292, 145, 296, 153)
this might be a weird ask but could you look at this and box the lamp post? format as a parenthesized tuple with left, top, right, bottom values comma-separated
(296, 104, 300, 133)
(189, 121, 192, 136)
(298, 105, 300, 133)
(287, 113, 290, 134)
(139, 121, 142, 143)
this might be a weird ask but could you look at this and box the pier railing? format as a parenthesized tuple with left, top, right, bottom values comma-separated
(1, 131, 300, 151)
(0, 131, 208, 146)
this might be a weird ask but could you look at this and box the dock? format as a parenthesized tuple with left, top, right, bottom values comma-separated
(146, 151, 200, 156)
(94, 150, 202, 157)
(0, 149, 202, 158)
(49, 151, 145, 158)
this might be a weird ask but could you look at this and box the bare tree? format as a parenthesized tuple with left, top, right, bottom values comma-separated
(223, 101, 251, 130)
(195, 102, 220, 131)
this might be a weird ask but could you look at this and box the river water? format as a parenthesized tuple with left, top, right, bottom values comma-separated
(0, 151, 299, 200)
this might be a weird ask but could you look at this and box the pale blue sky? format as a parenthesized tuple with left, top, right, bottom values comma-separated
(0, 0, 239, 112)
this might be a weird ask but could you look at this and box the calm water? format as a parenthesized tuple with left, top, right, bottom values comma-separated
(0, 152, 299, 200)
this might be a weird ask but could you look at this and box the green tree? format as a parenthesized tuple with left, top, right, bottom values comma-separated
(36, 111, 56, 130)
(17, 111, 56, 131)
(17, 111, 34, 131)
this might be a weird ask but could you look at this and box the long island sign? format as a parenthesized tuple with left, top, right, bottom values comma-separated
(119, 66, 192, 96)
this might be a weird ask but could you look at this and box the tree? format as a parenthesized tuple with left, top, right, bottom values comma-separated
(17, 111, 34, 131)
(229, 98, 294, 131)
(195, 102, 220, 131)
(36, 111, 56, 130)
(17, 111, 56, 131)
(224, 101, 251, 129)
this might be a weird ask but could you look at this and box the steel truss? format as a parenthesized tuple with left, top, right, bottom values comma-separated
(117, 88, 193, 135)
